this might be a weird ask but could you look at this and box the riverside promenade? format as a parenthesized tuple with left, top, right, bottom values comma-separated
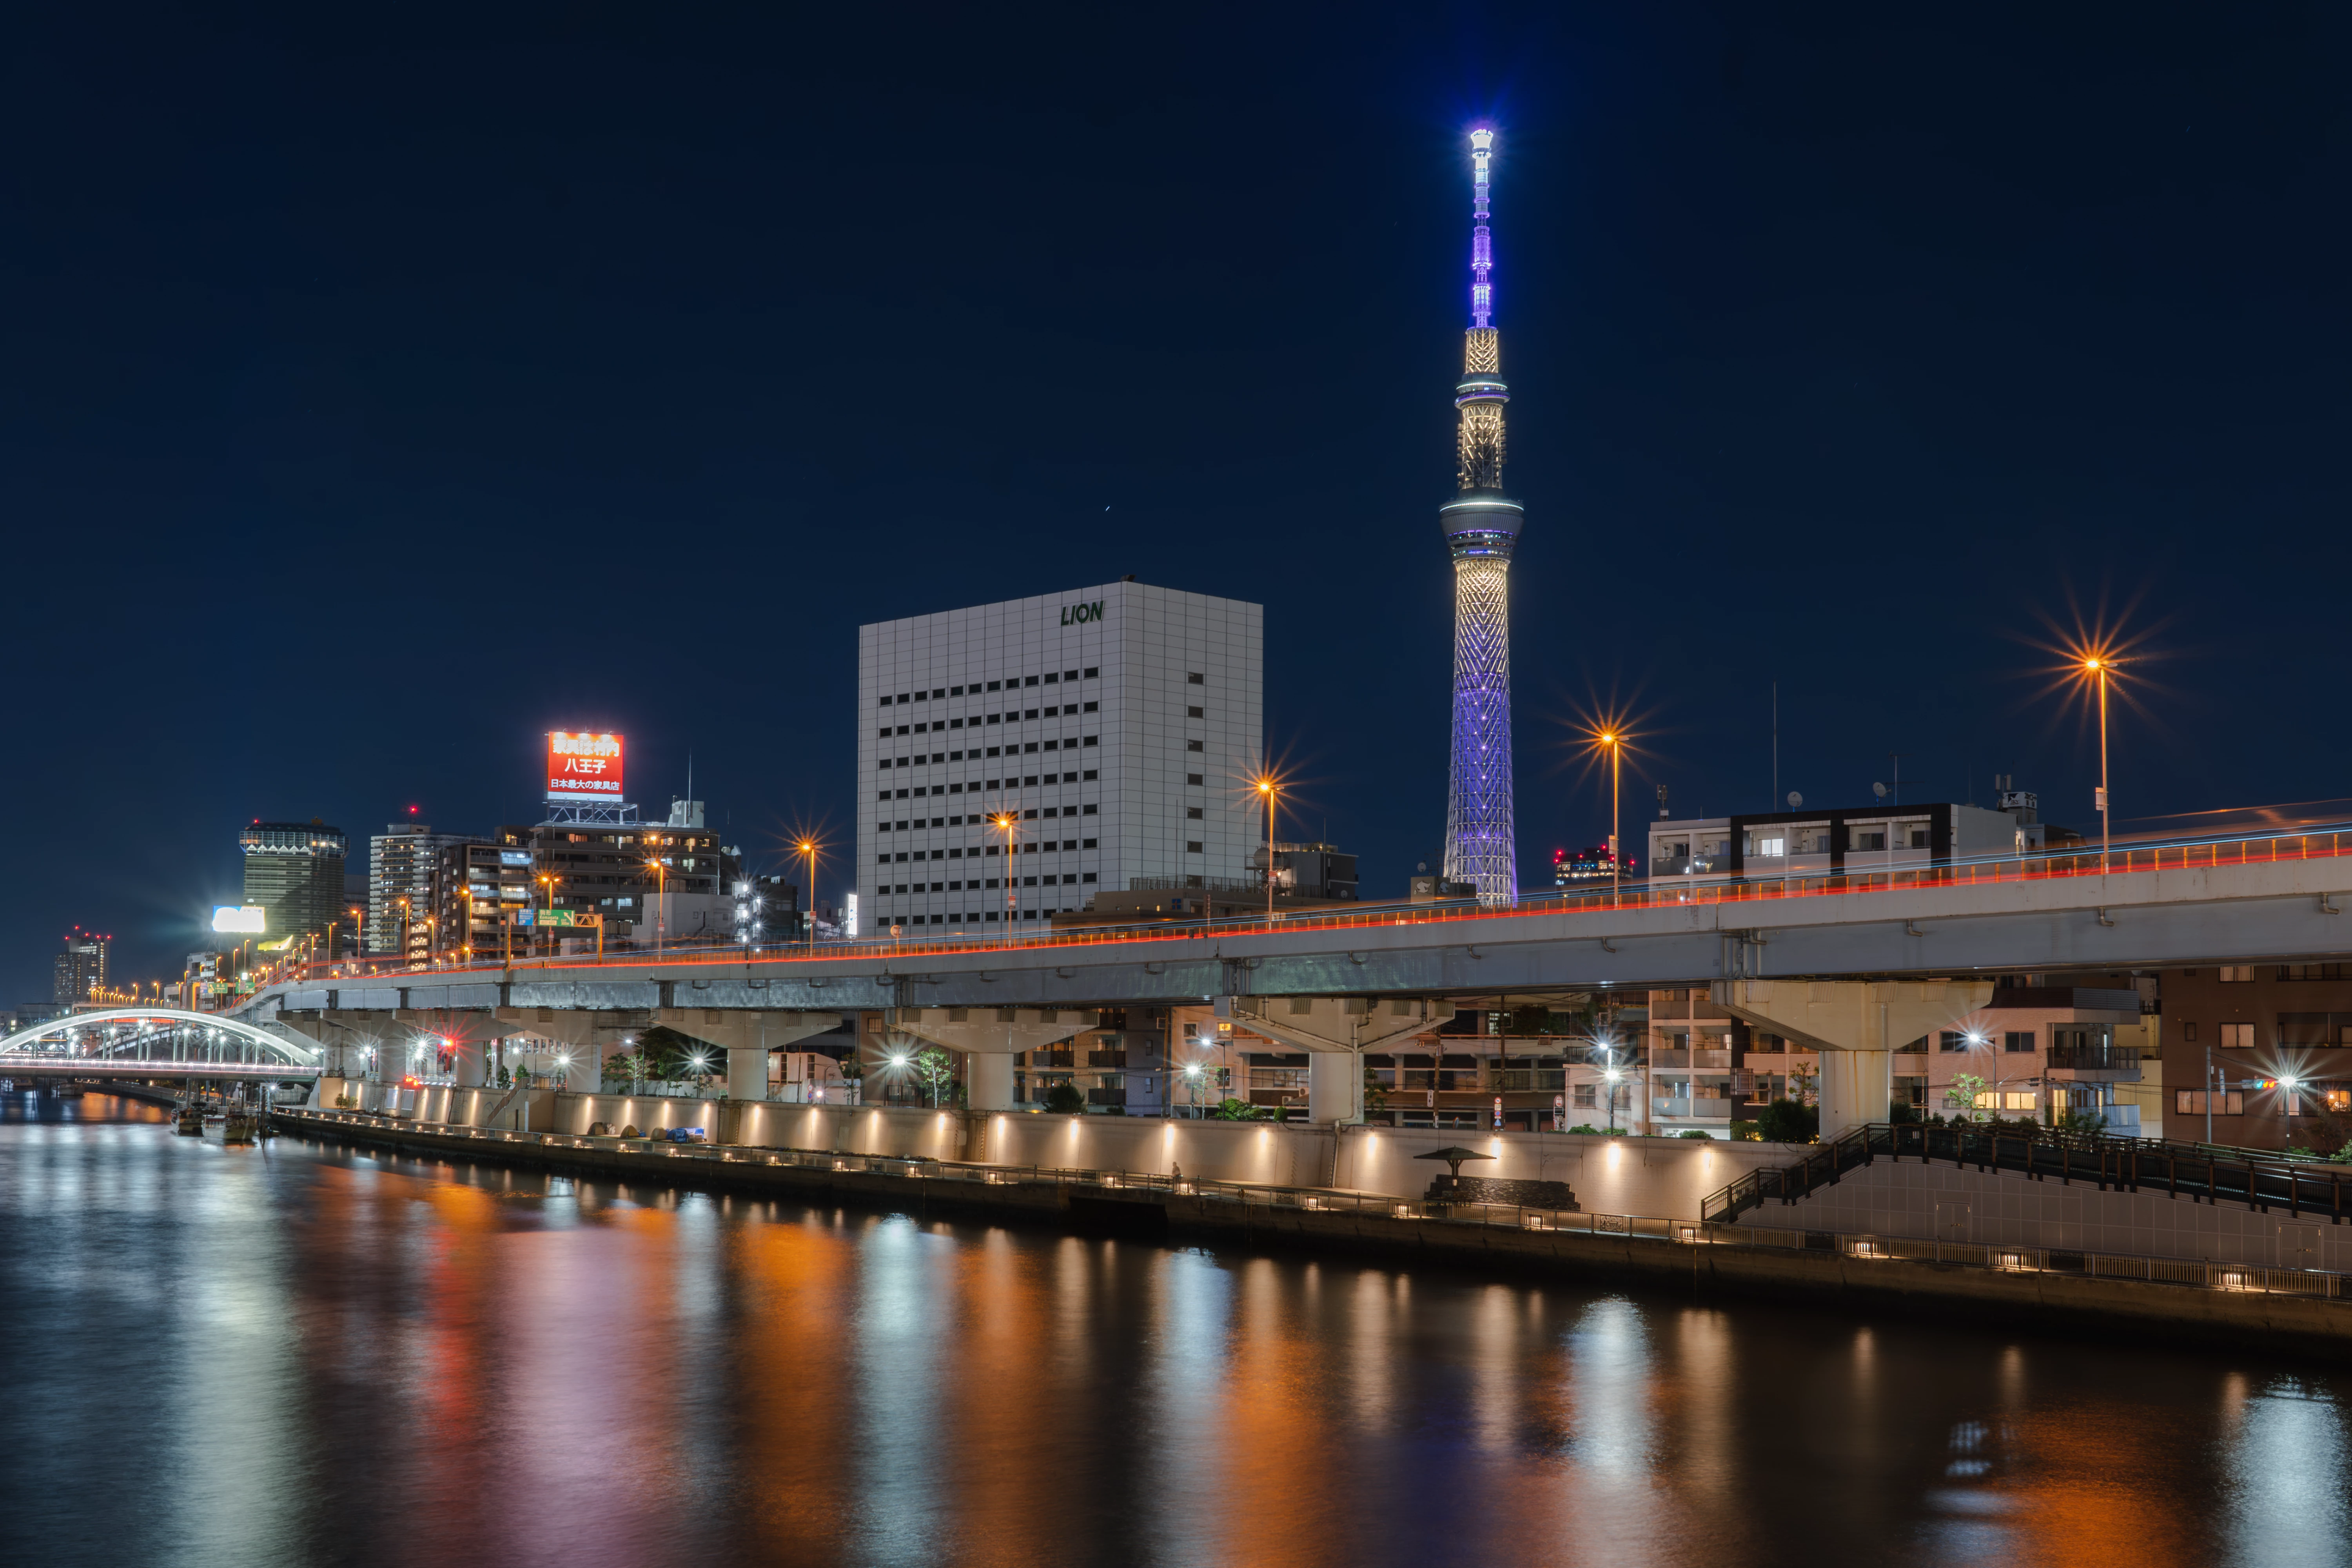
(278, 1106, 2352, 1359)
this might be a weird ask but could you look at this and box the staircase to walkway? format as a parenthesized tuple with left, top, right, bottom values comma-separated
(1702, 1123, 2352, 1227)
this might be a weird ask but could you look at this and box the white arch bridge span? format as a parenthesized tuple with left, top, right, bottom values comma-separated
(221, 842, 2352, 1137)
(0, 1009, 322, 1081)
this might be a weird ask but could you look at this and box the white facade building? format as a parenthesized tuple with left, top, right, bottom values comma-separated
(858, 581, 1263, 935)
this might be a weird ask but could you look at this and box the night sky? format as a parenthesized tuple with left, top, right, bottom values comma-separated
(8, 6, 2350, 1000)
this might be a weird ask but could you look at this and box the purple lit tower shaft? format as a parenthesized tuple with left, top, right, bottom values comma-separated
(1441, 128, 1521, 902)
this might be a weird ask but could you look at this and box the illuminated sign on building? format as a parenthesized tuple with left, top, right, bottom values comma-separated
(211, 906, 267, 933)
(546, 731, 625, 800)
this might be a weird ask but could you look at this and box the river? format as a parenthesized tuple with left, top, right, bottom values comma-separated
(2, 1093, 2345, 1568)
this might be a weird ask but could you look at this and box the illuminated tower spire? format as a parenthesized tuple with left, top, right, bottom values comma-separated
(1441, 126, 1520, 902)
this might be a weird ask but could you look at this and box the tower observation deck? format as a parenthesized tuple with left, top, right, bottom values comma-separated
(1441, 127, 1521, 902)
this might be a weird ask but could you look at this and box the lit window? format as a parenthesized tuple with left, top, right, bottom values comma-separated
(2218, 1023, 2255, 1048)
(2219, 966, 2255, 982)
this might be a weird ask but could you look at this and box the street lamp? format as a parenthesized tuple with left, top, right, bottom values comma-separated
(1255, 774, 1281, 923)
(641, 858, 664, 957)
(796, 837, 821, 953)
(992, 812, 1019, 948)
(1597, 730, 1624, 907)
(2081, 653, 2114, 875)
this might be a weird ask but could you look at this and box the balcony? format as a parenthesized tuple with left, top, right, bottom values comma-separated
(2044, 1044, 2141, 1081)
(1653, 1098, 1732, 1122)
(1086, 1050, 1128, 1068)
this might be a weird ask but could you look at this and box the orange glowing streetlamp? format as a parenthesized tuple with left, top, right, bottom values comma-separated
(1254, 774, 1281, 923)
(2081, 653, 2113, 875)
(796, 837, 820, 953)
(1594, 729, 1624, 906)
(991, 812, 1021, 947)
(640, 859, 663, 956)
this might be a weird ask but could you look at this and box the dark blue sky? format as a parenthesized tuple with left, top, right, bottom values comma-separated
(8, 5, 2349, 999)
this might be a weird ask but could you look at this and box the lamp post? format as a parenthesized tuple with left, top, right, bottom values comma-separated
(797, 837, 820, 953)
(1256, 775, 1281, 923)
(348, 905, 365, 971)
(992, 812, 1018, 947)
(640, 858, 664, 957)
(2082, 654, 2112, 875)
(1597, 730, 1624, 907)
(396, 899, 410, 968)
(539, 872, 562, 960)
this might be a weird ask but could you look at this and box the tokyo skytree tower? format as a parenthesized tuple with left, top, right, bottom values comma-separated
(1441, 126, 1521, 902)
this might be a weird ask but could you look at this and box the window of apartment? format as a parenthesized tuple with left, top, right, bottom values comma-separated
(1938, 1031, 1969, 1052)
(986, 681, 1002, 691)
(2279, 964, 2348, 981)
(985, 746, 1001, 757)
(2181, 1021, 2198, 1043)
(1024, 775, 1039, 786)
(2218, 1023, 2255, 1048)
(1081, 735, 1096, 747)
(1024, 675, 1040, 686)
(1187, 673, 1203, 684)
(1042, 806, 1058, 817)
(1851, 831, 1886, 851)
(2004, 1031, 2035, 1053)
(876, 792, 891, 804)
(1186, 807, 1203, 819)
(1024, 742, 1039, 753)
(879, 696, 893, 707)
(1082, 872, 1097, 883)
(1083, 667, 1098, 678)
(1083, 701, 1098, 712)
(1187, 773, 1203, 787)
(1750, 835, 1784, 857)
(1187, 706, 1204, 719)
(1083, 770, 1098, 781)
(1024, 708, 1039, 720)
(1082, 838, 1097, 849)
(2219, 966, 2255, 982)
(1043, 672, 1058, 684)
(1187, 841, 1203, 853)
(1572, 1083, 1596, 1109)
(1082, 804, 1097, 815)
(1909, 829, 1930, 848)
(1186, 739, 1203, 752)
(2176, 1090, 2245, 1116)
(2330, 1090, 2352, 1113)
(876, 728, 891, 740)
(951, 686, 964, 697)
(1022, 876, 1038, 887)
(896, 725, 909, 735)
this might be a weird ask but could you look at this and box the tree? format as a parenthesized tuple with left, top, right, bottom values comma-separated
(1944, 1073, 1990, 1120)
(1044, 1081, 1086, 1115)
(1209, 1097, 1263, 1121)
(1755, 1098, 1819, 1143)
(1362, 1063, 1388, 1116)
(910, 1047, 957, 1107)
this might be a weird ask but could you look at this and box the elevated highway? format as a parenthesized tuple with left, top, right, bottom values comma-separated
(230, 829, 2352, 1134)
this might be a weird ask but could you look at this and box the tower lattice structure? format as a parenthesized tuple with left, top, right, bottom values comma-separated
(1441, 127, 1521, 903)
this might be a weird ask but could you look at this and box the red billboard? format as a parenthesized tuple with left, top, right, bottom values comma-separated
(546, 731, 625, 800)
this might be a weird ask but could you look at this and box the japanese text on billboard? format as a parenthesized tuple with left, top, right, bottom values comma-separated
(546, 731, 625, 800)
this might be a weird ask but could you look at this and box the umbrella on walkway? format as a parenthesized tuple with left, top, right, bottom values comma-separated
(1415, 1145, 1496, 1182)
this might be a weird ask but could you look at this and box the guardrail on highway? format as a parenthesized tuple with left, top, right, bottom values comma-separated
(211, 822, 2352, 991)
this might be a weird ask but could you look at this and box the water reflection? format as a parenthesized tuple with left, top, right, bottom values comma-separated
(1, 1096, 2347, 1568)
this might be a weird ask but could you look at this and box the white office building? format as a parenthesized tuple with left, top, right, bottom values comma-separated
(858, 581, 1263, 933)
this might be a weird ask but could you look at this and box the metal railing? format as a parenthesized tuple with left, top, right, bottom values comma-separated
(277, 1108, 2351, 1303)
(242, 822, 2352, 991)
(1702, 1121, 2352, 1226)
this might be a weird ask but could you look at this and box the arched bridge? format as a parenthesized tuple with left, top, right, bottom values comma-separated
(0, 1009, 321, 1081)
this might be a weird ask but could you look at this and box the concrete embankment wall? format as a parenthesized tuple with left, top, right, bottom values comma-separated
(318, 1075, 1791, 1211)
(1755, 1155, 2352, 1270)
(279, 1112, 2352, 1359)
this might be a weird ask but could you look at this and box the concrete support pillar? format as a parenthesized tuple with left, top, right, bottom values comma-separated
(454, 1038, 487, 1088)
(560, 1051, 599, 1093)
(1817, 1050, 1891, 1142)
(1713, 978, 1994, 1142)
(967, 1053, 1014, 1112)
(726, 1045, 767, 1103)
(1308, 1052, 1363, 1125)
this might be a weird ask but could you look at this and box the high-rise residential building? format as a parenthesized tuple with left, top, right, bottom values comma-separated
(367, 824, 479, 957)
(858, 580, 1263, 935)
(239, 819, 348, 941)
(1441, 126, 1522, 904)
(52, 928, 107, 1004)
